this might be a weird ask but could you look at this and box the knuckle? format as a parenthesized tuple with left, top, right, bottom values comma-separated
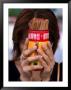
(47, 67, 51, 72)
(44, 55, 48, 61)
(23, 51, 28, 56)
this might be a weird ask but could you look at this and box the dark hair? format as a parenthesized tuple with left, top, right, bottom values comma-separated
(12, 9, 60, 60)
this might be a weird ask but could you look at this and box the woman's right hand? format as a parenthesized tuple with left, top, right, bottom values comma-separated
(19, 38, 43, 81)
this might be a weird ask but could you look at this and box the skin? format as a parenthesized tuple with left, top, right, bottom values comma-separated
(15, 18, 55, 81)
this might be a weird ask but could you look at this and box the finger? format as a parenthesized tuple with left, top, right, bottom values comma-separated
(26, 55, 42, 62)
(23, 45, 37, 56)
(51, 60, 55, 69)
(20, 54, 26, 62)
(42, 44, 53, 61)
(23, 38, 29, 50)
(47, 41, 53, 52)
(23, 65, 43, 72)
(23, 66, 32, 72)
(41, 44, 55, 70)
(39, 58, 48, 70)
(20, 59, 28, 67)
(21, 55, 42, 66)
(37, 48, 50, 64)
(39, 58, 51, 72)
(31, 65, 43, 70)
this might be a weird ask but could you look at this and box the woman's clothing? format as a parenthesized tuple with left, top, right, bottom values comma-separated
(9, 60, 62, 81)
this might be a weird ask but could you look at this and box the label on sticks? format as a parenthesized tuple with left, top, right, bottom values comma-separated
(28, 30, 49, 42)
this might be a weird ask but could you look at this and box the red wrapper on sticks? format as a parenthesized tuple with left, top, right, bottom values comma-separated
(28, 18, 49, 65)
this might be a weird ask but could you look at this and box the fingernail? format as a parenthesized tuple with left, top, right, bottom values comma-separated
(33, 46, 37, 50)
(37, 48, 40, 52)
(42, 44, 46, 48)
(38, 55, 43, 59)
(40, 55, 43, 58)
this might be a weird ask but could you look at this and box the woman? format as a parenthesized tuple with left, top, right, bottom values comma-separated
(9, 9, 62, 81)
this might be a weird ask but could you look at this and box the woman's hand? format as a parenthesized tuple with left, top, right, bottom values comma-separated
(19, 39, 55, 81)
(37, 41, 55, 81)
(19, 38, 43, 81)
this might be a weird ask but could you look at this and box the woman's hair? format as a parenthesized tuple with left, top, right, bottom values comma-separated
(12, 9, 60, 60)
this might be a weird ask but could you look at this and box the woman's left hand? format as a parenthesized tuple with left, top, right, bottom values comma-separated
(37, 41, 55, 81)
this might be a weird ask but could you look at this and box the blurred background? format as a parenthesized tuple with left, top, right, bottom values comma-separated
(8, 9, 63, 63)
